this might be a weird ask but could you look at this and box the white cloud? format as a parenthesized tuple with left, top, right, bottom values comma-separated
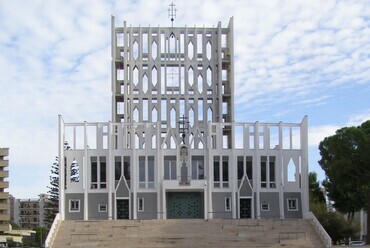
(0, 0, 369, 198)
(346, 110, 370, 127)
(308, 125, 339, 147)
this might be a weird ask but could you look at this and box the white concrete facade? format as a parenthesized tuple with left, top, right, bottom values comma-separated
(58, 17, 309, 221)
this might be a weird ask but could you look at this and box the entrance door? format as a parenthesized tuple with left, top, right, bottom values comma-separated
(240, 198, 251, 218)
(166, 192, 203, 219)
(117, 199, 129, 219)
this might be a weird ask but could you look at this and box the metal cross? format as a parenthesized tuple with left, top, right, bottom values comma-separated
(168, 2, 177, 28)
(178, 115, 189, 144)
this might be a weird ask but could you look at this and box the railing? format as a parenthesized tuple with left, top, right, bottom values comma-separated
(44, 213, 61, 248)
(307, 211, 332, 248)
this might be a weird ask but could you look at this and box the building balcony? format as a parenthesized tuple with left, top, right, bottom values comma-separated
(0, 192, 8, 200)
(0, 171, 9, 178)
(0, 148, 9, 157)
(0, 224, 9, 232)
(0, 181, 9, 189)
(0, 160, 8, 167)
(0, 214, 10, 221)
(0, 203, 8, 210)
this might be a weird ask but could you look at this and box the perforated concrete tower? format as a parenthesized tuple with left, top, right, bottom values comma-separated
(112, 16, 234, 147)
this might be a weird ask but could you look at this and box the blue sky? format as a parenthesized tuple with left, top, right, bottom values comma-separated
(0, 0, 369, 198)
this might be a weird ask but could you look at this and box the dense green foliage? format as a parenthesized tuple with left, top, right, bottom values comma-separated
(318, 120, 370, 243)
(309, 172, 360, 244)
(44, 156, 59, 229)
(319, 120, 370, 218)
(310, 203, 360, 244)
(308, 172, 326, 205)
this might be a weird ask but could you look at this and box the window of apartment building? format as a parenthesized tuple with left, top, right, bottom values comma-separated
(139, 156, 155, 189)
(164, 156, 177, 180)
(69, 199, 80, 212)
(90, 156, 107, 189)
(213, 156, 229, 188)
(261, 203, 269, 211)
(225, 197, 231, 211)
(287, 198, 298, 211)
(260, 156, 276, 188)
(98, 204, 107, 212)
(138, 197, 144, 212)
(191, 156, 204, 180)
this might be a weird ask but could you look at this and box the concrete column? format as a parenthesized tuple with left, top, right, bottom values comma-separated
(84, 121, 88, 221)
(58, 115, 65, 220)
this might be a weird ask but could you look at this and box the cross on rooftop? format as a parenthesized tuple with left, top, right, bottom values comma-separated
(168, 2, 177, 28)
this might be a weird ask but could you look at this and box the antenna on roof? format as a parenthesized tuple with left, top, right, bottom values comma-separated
(168, 2, 177, 37)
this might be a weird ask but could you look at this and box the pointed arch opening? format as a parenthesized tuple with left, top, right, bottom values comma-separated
(207, 67, 212, 87)
(152, 107, 158, 122)
(188, 41, 194, 60)
(206, 42, 212, 60)
(189, 108, 194, 127)
(188, 67, 194, 87)
(151, 41, 157, 60)
(133, 107, 139, 123)
(152, 67, 158, 87)
(207, 107, 213, 122)
(133, 67, 139, 86)
(197, 74, 203, 94)
(133, 41, 139, 60)
(142, 74, 148, 93)
(287, 158, 296, 182)
(170, 107, 177, 128)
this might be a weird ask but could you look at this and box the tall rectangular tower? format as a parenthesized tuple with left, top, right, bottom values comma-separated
(0, 148, 9, 232)
(111, 17, 234, 146)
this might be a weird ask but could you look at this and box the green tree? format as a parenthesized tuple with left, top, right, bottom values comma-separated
(310, 203, 360, 244)
(308, 172, 360, 244)
(319, 123, 370, 216)
(70, 159, 79, 182)
(318, 120, 370, 243)
(308, 172, 326, 205)
(34, 226, 48, 247)
(44, 156, 59, 229)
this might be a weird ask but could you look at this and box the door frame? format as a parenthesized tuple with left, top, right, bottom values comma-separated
(165, 191, 204, 219)
(238, 196, 253, 219)
(115, 197, 130, 220)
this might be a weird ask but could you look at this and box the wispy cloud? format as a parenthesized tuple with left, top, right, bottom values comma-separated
(346, 110, 370, 127)
(0, 0, 369, 198)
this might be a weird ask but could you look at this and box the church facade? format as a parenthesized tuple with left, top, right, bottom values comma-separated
(58, 17, 309, 221)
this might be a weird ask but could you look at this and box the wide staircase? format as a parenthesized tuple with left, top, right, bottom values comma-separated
(51, 218, 325, 248)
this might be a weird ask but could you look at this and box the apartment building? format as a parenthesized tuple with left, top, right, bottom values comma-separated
(0, 148, 9, 231)
(11, 194, 49, 229)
